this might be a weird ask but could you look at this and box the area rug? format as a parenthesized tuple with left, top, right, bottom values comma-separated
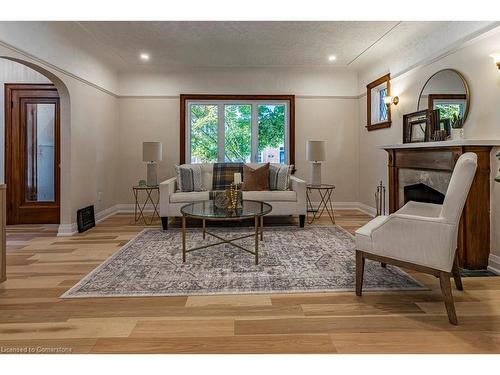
(62, 226, 424, 298)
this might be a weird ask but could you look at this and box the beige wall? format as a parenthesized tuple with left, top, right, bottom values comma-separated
(357, 28, 500, 267)
(116, 95, 359, 204)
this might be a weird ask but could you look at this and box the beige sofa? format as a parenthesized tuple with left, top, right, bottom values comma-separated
(159, 163, 306, 229)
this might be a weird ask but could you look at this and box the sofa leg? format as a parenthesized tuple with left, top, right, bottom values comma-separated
(356, 250, 365, 296)
(161, 217, 169, 230)
(299, 215, 305, 228)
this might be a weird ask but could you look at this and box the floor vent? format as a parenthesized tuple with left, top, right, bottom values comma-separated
(77, 205, 95, 233)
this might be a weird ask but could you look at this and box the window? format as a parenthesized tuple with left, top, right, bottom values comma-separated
(181, 95, 294, 165)
(378, 87, 388, 122)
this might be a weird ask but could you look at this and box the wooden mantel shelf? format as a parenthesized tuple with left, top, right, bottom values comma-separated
(378, 139, 500, 150)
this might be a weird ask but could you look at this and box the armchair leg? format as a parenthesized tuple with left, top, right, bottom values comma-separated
(299, 215, 305, 228)
(452, 256, 463, 291)
(161, 217, 169, 230)
(439, 271, 458, 325)
(355, 250, 365, 296)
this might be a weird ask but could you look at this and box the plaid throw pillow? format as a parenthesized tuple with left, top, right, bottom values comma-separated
(269, 164, 293, 191)
(212, 163, 243, 190)
(175, 165, 205, 192)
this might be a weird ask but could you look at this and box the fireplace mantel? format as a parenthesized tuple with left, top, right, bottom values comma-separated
(380, 143, 493, 270)
(378, 139, 500, 149)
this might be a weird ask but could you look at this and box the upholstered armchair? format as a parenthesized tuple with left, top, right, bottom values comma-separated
(355, 152, 478, 324)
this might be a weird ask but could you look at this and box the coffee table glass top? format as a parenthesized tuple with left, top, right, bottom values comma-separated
(181, 200, 272, 219)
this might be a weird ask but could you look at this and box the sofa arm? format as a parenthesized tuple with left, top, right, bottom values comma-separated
(159, 177, 177, 217)
(290, 175, 306, 215)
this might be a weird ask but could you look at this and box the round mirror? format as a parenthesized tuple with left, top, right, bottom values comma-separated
(417, 69, 470, 128)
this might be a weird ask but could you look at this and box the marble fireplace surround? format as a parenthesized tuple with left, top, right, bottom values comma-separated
(398, 169, 451, 207)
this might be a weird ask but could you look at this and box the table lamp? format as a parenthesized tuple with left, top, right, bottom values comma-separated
(306, 140, 326, 186)
(143, 142, 162, 186)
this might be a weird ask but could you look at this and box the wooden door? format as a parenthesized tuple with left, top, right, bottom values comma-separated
(5, 84, 60, 224)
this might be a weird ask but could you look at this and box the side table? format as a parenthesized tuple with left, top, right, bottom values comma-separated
(133, 185, 160, 225)
(306, 184, 336, 224)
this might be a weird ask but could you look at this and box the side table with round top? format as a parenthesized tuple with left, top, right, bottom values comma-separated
(306, 184, 336, 224)
(180, 200, 272, 264)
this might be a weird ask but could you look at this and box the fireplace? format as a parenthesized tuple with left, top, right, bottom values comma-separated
(398, 168, 450, 207)
(383, 144, 493, 269)
(404, 183, 445, 205)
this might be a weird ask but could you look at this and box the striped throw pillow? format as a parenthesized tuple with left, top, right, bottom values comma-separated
(269, 164, 293, 191)
(175, 165, 206, 192)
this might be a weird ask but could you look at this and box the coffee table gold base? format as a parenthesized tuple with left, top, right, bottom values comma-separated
(182, 215, 262, 265)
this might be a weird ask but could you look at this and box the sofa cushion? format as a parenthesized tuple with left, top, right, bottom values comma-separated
(242, 163, 270, 191)
(170, 191, 210, 203)
(213, 163, 243, 190)
(200, 164, 214, 192)
(175, 164, 206, 192)
(243, 190, 296, 202)
(269, 164, 293, 191)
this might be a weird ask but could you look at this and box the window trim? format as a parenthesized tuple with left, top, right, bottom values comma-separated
(180, 94, 295, 165)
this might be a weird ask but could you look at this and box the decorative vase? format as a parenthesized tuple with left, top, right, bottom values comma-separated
(451, 128, 464, 141)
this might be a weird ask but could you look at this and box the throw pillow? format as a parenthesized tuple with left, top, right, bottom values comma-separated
(242, 163, 270, 191)
(175, 164, 205, 192)
(269, 164, 293, 191)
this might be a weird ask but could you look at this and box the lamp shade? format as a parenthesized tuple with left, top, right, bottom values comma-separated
(306, 140, 326, 162)
(142, 142, 162, 162)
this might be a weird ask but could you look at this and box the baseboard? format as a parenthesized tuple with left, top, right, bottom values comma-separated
(308, 201, 376, 217)
(57, 203, 155, 236)
(57, 223, 78, 237)
(487, 253, 500, 275)
(57, 201, 375, 236)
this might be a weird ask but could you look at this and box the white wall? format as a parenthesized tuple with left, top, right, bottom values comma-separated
(0, 22, 118, 93)
(116, 67, 359, 204)
(0, 49, 119, 229)
(357, 27, 500, 268)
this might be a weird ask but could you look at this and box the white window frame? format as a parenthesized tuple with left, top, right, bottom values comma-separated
(186, 100, 289, 164)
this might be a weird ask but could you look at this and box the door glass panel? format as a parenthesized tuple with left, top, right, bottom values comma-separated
(224, 104, 251, 162)
(258, 104, 286, 163)
(25, 103, 55, 202)
(190, 104, 218, 163)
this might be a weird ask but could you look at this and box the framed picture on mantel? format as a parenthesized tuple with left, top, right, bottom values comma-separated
(403, 109, 433, 143)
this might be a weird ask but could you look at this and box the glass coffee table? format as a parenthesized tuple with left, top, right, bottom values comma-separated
(180, 200, 272, 265)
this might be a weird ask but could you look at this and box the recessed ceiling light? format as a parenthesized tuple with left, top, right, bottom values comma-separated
(140, 53, 150, 61)
(328, 55, 337, 62)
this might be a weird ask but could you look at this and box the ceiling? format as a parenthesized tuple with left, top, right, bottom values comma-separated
(64, 21, 493, 72)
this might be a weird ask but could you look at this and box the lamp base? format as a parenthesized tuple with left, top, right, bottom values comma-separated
(310, 162, 322, 186)
(147, 162, 158, 186)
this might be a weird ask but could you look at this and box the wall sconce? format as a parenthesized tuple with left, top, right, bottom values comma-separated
(491, 53, 500, 70)
(383, 95, 399, 108)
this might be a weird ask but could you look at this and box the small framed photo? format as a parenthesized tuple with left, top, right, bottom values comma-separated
(403, 110, 431, 143)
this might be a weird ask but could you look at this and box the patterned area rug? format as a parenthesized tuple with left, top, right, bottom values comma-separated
(62, 226, 424, 298)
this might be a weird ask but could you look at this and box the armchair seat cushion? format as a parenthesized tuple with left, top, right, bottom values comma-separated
(355, 215, 389, 252)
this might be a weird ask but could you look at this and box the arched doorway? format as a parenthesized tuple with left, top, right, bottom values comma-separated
(0, 56, 71, 226)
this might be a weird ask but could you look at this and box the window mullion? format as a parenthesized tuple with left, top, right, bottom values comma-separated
(251, 103, 259, 163)
(217, 103, 225, 162)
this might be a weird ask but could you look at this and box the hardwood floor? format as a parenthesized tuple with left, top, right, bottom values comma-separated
(1, 210, 499, 354)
